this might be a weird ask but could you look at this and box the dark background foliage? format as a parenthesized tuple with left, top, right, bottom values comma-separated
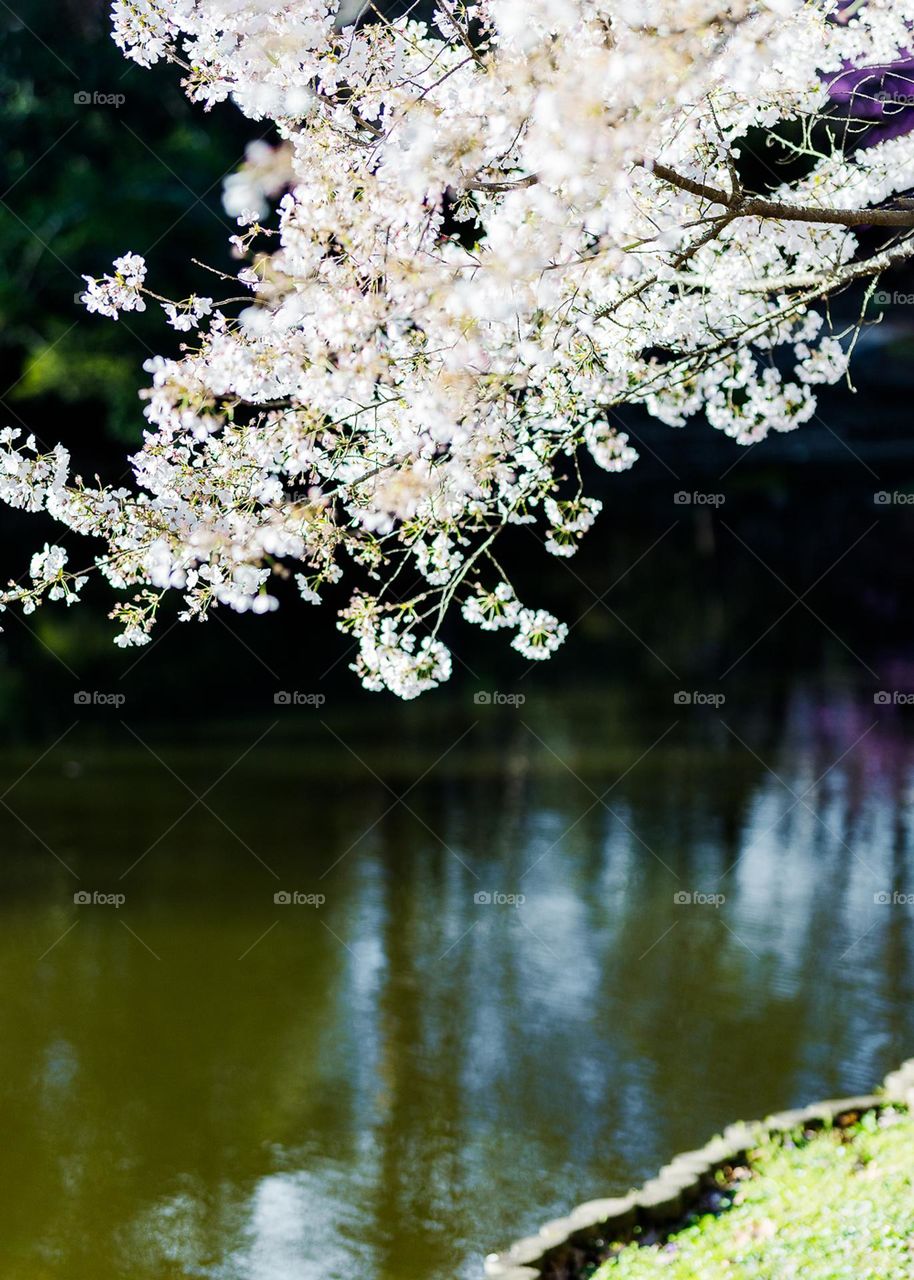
(0, 0, 253, 442)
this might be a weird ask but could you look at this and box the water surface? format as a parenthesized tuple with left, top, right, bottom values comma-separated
(1, 680, 912, 1279)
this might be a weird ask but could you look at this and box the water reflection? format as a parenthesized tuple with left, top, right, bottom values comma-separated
(0, 678, 913, 1279)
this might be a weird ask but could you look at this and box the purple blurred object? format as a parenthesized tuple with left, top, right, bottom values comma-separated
(828, 1, 914, 145)
(829, 59, 914, 144)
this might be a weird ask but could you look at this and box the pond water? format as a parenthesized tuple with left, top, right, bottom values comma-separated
(1, 677, 913, 1279)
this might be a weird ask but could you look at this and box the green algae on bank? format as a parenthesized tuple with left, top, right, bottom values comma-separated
(595, 1107, 914, 1280)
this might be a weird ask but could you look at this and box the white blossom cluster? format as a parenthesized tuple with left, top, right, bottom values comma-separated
(80, 252, 147, 319)
(4, 0, 914, 695)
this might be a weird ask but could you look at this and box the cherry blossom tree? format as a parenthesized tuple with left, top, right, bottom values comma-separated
(3, 0, 914, 696)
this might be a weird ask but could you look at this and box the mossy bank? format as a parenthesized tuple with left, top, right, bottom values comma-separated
(595, 1105, 914, 1280)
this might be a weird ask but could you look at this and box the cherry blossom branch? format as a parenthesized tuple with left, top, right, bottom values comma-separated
(465, 160, 914, 230)
(650, 161, 914, 228)
(670, 237, 914, 295)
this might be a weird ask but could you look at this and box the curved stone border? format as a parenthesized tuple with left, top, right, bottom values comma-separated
(483, 1060, 914, 1280)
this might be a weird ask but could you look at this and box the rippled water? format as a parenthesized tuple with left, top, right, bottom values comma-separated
(1, 679, 913, 1279)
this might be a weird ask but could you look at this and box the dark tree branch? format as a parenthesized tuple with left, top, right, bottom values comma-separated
(650, 161, 914, 228)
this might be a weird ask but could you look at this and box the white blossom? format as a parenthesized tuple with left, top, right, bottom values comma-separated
(162, 295, 213, 332)
(81, 252, 147, 319)
(461, 582, 522, 631)
(0, 0, 911, 693)
(511, 609, 569, 660)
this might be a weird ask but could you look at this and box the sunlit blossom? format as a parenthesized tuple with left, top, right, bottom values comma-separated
(1, 1, 911, 694)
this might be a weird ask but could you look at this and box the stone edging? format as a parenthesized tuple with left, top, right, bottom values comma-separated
(483, 1058, 914, 1280)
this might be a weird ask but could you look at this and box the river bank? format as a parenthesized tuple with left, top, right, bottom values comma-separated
(486, 1060, 914, 1280)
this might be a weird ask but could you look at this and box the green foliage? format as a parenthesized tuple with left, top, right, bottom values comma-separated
(11, 322, 147, 440)
(596, 1109, 914, 1279)
(0, 0, 250, 445)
